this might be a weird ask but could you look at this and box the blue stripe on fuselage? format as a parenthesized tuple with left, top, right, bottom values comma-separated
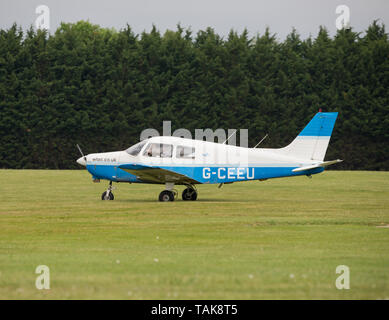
(86, 164, 324, 184)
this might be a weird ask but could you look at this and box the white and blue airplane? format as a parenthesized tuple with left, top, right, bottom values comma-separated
(76, 112, 342, 201)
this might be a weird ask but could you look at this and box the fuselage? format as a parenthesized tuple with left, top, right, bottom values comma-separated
(78, 136, 324, 185)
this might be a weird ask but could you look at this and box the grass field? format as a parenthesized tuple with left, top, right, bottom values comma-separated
(0, 169, 388, 299)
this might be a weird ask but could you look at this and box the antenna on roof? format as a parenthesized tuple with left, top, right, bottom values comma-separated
(254, 133, 268, 148)
(222, 130, 237, 144)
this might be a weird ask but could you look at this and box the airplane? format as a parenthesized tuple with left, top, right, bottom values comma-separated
(76, 111, 342, 201)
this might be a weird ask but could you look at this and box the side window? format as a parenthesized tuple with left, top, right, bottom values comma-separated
(176, 146, 195, 159)
(143, 143, 173, 158)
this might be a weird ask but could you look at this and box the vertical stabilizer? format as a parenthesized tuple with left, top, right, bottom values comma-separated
(279, 112, 338, 161)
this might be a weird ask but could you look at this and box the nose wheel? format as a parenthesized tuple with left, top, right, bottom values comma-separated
(102, 181, 114, 200)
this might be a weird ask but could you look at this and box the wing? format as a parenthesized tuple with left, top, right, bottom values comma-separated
(118, 163, 199, 184)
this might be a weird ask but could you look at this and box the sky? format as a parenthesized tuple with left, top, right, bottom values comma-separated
(1, 0, 388, 40)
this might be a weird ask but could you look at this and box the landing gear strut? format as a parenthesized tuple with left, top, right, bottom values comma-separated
(101, 181, 114, 200)
(182, 185, 197, 201)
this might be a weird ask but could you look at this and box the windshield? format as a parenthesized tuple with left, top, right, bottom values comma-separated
(125, 140, 148, 156)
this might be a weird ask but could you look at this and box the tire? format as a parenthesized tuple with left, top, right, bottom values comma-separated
(101, 191, 114, 200)
(159, 190, 175, 202)
(182, 188, 197, 201)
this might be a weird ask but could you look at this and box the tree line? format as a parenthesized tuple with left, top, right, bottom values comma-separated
(0, 21, 388, 170)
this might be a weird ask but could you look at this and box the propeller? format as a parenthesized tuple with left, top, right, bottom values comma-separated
(76, 144, 87, 161)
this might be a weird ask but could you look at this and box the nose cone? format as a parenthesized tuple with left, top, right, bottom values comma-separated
(77, 156, 86, 166)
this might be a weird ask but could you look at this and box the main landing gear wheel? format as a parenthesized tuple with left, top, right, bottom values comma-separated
(182, 187, 197, 201)
(102, 181, 114, 200)
(159, 190, 175, 202)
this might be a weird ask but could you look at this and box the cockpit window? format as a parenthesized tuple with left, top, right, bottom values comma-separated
(143, 143, 173, 158)
(125, 140, 147, 156)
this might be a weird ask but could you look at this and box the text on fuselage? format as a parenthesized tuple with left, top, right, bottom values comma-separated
(202, 167, 254, 180)
(91, 157, 117, 163)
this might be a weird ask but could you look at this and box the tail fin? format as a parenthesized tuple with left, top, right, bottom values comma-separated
(279, 112, 338, 161)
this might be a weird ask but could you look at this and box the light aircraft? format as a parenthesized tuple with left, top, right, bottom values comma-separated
(76, 112, 342, 201)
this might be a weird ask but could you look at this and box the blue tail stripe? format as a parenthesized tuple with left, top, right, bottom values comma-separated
(298, 112, 338, 137)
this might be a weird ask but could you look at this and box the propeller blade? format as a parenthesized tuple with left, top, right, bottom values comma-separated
(76, 144, 86, 160)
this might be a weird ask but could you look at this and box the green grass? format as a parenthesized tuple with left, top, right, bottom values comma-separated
(0, 169, 388, 299)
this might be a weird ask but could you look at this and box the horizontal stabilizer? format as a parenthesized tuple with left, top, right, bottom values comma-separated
(292, 159, 343, 172)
